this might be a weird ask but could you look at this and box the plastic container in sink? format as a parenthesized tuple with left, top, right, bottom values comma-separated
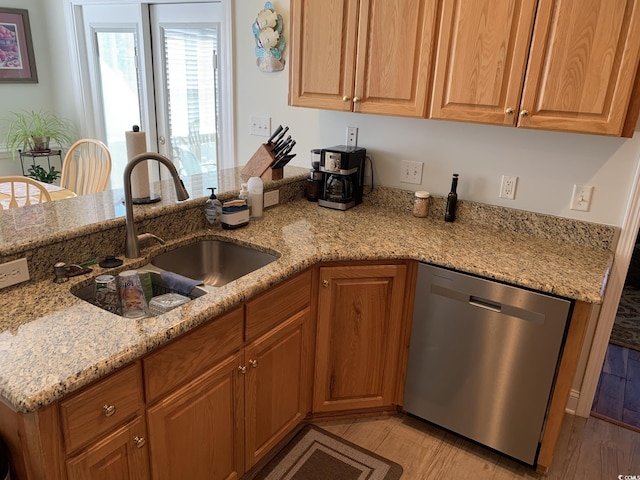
(148, 292, 191, 315)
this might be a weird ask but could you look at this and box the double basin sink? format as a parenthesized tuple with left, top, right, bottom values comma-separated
(73, 239, 278, 313)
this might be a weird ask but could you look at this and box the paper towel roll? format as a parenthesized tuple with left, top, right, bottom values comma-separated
(125, 129, 150, 199)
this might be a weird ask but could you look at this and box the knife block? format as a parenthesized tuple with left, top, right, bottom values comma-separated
(241, 144, 284, 181)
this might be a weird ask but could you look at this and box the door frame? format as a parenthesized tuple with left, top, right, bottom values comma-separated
(576, 152, 640, 416)
(64, 0, 235, 170)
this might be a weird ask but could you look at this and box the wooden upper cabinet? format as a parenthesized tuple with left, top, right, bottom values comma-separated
(432, 0, 640, 136)
(290, 0, 439, 117)
(430, 0, 537, 125)
(289, 0, 359, 111)
(520, 0, 640, 136)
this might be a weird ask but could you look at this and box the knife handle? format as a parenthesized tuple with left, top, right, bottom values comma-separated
(266, 125, 283, 144)
(272, 126, 289, 147)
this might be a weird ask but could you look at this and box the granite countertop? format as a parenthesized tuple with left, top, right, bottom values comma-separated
(0, 178, 615, 413)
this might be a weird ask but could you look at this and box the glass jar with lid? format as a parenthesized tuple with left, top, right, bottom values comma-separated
(413, 191, 430, 218)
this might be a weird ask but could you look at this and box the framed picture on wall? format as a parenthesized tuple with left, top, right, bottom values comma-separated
(0, 7, 37, 83)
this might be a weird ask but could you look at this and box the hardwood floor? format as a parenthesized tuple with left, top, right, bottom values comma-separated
(315, 413, 640, 479)
(592, 343, 640, 431)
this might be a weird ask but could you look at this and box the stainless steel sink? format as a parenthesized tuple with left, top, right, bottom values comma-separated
(150, 239, 278, 287)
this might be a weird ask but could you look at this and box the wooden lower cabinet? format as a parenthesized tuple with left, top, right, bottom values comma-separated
(245, 308, 311, 468)
(313, 263, 409, 413)
(146, 353, 245, 480)
(66, 417, 149, 480)
(0, 264, 598, 478)
(145, 309, 312, 480)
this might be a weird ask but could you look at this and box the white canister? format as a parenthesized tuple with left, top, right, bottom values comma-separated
(247, 177, 264, 218)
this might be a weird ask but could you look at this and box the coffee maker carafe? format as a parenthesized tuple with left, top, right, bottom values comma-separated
(318, 146, 366, 210)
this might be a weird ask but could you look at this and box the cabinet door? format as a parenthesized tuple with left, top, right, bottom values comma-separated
(520, 0, 640, 135)
(244, 308, 312, 468)
(289, 0, 359, 111)
(66, 417, 149, 480)
(314, 264, 408, 413)
(430, 0, 537, 125)
(354, 0, 439, 116)
(146, 353, 244, 480)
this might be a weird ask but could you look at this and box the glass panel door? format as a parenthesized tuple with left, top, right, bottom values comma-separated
(95, 31, 142, 190)
(151, 3, 221, 184)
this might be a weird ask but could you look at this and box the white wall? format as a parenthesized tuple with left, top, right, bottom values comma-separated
(0, 0, 78, 174)
(234, 0, 640, 227)
(2, 0, 638, 227)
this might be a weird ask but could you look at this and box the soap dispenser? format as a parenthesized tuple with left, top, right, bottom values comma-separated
(205, 187, 222, 226)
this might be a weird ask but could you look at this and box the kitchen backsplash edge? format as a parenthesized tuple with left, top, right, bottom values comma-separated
(365, 187, 618, 251)
(0, 180, 616, 284)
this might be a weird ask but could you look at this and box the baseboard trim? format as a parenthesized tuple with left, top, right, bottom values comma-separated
(565, 388, 581, 416)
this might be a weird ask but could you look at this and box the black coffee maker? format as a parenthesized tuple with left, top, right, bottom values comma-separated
(318, 146, 366, 210)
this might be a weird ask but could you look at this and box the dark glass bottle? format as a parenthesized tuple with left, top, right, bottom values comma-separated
(444, 174, 459, 222)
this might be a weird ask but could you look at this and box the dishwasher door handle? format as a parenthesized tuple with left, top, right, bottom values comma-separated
(469, 295, 502, 312)
(431, 283, 545, 324)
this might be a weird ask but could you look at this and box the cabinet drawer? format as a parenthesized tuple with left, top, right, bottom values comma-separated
(245, 269, 311, 341)
(60, 363, 143, 454)
(143, 306, 243, 403)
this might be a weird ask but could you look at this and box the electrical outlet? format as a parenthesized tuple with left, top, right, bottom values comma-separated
(250, 116, 271, 136)
(570, 184, 594, 211)
(400, 160, 423, 184)
(499, 175, 518, 200)
(0, 258, 30, 289)
(264, 189, 279, 208)
(346, 126, 358, 147)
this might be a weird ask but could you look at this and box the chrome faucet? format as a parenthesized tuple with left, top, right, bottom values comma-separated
(124, 152, 189, 258)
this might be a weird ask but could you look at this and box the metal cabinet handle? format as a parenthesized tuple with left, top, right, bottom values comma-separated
(342, 96, 351, 102)
(353, 96, 361, 103)
(505, 107, 514, 114)
(249, 359, 258, 368)
(519, 109, 529, 117)
(322, 280, 329, 287)
(238, 365, 247, 374)
(103, 404, 116, 417)
(133, 436, 146, 448)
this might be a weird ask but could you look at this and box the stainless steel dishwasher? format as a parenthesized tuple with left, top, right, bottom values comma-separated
(403, 263, 572, 465)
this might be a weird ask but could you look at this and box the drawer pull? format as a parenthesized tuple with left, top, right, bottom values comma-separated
(238, 365, 247, 374)
(102, 404, 116, 417)
(133, 436, 146, 448)
(323, 280, 329, 287)
(249, 359, 258, 368)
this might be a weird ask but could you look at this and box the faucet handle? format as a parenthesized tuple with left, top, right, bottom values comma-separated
(53, 262, 69, 283)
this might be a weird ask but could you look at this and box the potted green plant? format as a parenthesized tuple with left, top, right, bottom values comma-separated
(4, 110, 76, 159)
(27, 164, 61, 184)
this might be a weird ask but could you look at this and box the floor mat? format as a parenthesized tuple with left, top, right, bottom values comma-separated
(249, 424, 403, 480)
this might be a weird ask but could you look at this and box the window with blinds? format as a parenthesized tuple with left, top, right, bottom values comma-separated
(163, 25, 219, 177)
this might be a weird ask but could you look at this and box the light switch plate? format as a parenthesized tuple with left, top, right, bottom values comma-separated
(250, 116, 271, 136)
(570, 184, 594, 212)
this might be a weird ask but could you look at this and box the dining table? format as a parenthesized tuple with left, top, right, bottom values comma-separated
(0, 179, 77, 209)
